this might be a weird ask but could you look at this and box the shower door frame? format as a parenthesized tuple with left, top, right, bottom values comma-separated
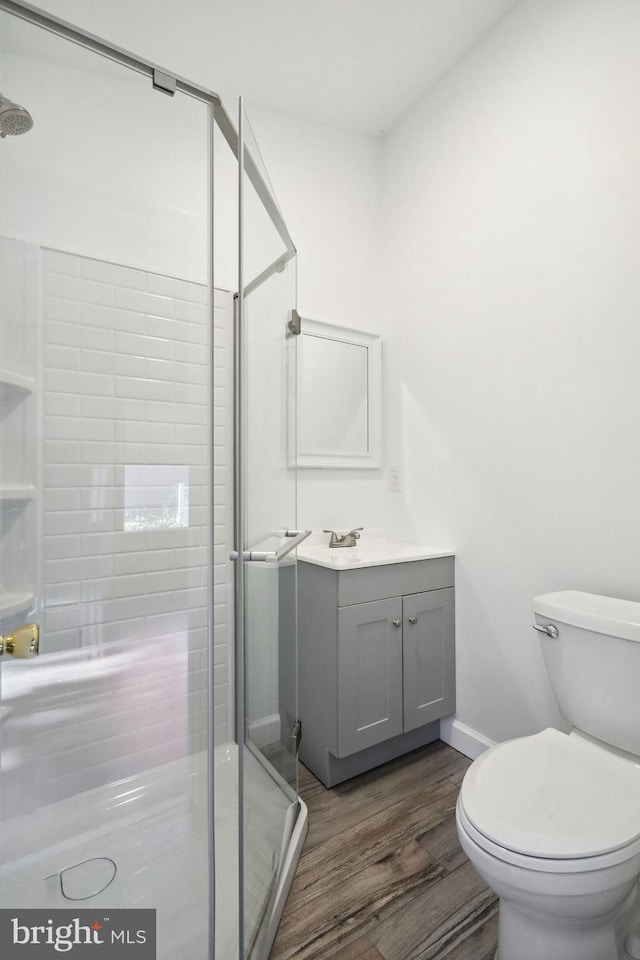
(0, 3, 298, 959)
(235, 100, 302, 960)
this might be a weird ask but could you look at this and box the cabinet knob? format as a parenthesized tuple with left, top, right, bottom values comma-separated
(408, 616, 418, 625)
(392, 619, 401, 627)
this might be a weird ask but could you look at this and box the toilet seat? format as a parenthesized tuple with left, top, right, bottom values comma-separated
(459, 728, 640, 868)
(457, 800, 640, 874)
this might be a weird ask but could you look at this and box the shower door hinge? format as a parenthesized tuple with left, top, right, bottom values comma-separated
(289, 719, 302, 755)
(153, 69, 176, 96)
(287, 309, 301, 337)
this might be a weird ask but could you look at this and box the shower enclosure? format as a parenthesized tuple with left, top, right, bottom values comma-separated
(0, 2, 306, 958)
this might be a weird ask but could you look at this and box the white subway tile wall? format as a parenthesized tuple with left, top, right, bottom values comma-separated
(7, 248, 233, 809)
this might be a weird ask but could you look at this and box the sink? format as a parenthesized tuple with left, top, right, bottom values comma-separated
(296, 537, 453, 570)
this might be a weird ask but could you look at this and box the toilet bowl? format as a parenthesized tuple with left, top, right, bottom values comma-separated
(457, 728, 640, 960)
(456, 589, 640, 960)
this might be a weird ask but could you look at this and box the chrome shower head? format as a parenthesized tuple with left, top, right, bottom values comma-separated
(0, 93, 34, 138)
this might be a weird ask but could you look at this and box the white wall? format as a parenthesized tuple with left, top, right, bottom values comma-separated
(245, 109, 390, 533)
(382, 0, 640, 747)
(0, 41, 208, 281)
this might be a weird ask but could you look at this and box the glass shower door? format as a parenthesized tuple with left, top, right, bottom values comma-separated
(0, 7, 214, 958)
(237, 104, 304, 960)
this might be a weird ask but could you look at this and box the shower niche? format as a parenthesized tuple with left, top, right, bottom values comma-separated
(0, 237, 38, 630)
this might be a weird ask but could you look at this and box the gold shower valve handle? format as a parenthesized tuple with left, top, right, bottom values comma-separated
(0, 623, 40, 658)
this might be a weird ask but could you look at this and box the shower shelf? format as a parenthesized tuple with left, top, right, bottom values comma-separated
(0, 241, 39, 636)
(0, 369, 35, 396)
(0, 484, 35, 502)
(0, 592, 35, 619)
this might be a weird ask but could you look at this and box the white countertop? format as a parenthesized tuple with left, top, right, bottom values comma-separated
(296, 537, 454, 570)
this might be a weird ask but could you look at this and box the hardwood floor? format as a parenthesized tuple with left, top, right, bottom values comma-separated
(271, 741, 498, 960)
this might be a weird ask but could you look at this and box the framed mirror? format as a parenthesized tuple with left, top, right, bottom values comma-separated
(297, 318, 381, 468)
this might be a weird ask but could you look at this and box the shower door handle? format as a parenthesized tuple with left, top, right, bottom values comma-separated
(230, 528, 311, 563)
(0, 623, 40, 658)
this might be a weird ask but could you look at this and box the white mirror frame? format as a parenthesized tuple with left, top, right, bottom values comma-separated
(297, 318, 382, 469)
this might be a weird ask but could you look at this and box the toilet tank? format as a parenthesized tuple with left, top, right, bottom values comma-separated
(533, 590, 640, 757)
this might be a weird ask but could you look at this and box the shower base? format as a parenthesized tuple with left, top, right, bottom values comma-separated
(0, 744, 307, 959)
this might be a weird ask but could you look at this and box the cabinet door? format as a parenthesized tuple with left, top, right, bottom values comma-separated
(337, 597, 403, 757)
(403, 588, 455, 732)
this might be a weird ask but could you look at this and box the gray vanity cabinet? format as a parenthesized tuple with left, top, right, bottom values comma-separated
(298, 556, 455, 787)
(402, 588, 455, 731)
(337, 597, 404, 756)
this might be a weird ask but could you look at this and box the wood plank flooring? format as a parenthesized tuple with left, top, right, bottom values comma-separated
(270, 741, 498, 960)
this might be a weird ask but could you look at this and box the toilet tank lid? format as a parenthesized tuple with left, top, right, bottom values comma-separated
(533, 590, 640, 643)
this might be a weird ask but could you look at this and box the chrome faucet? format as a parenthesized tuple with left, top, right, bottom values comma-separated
(323, 527, 363, 548)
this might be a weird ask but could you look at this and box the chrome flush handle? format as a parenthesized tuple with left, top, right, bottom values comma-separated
(532, 623, 559, 639)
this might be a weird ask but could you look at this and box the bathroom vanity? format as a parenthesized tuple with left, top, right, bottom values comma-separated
(296, 540, 455, 787)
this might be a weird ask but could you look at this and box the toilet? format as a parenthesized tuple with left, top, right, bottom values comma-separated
(456, 590, 640, 960)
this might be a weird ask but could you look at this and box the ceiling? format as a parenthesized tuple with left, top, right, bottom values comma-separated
(208, 0, 523, 135)
(28, 0, 522, 135)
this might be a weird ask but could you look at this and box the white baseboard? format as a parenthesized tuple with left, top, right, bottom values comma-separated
(248, 714, 281, 748)
(440, 717, 496, 760)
